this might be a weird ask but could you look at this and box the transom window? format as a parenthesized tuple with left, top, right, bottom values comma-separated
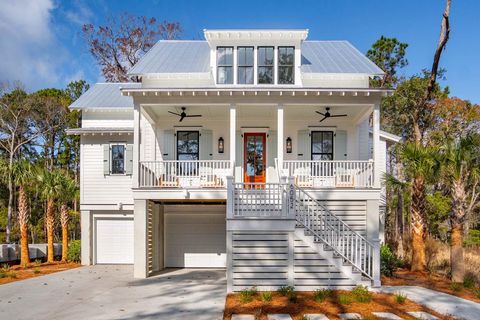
(111, 144, 125, 174)
(237, 47, 254, 84)
(278, 46, 295, 84)
(311, 131, 333, 160)
(257, 46, 274, 84)
(216, 47, 233, 84)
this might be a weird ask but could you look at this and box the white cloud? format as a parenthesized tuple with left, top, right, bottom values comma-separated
(0, 0, 67, 90)
(64, 0, 93, 26)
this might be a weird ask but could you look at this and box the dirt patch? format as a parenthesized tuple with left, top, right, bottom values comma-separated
(0, 262, 80, 285)
(383, 268, 480, 303)
(223, 290, 453, 320)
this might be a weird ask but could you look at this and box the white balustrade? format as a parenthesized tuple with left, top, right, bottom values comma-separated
(280, 160, 374, 188)
(139, 160, 233, 188)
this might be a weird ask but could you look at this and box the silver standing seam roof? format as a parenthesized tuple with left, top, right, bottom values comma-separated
(69, 83, 140, 109)
(128, 40, 384, 76)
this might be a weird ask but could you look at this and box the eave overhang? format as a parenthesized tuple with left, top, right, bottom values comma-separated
(66, 127, 133, 136)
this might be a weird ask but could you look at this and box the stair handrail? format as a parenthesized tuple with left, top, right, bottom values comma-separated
(294, 186, 377, 280)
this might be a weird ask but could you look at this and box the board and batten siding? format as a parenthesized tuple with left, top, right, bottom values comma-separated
(80, 135, 134, 206)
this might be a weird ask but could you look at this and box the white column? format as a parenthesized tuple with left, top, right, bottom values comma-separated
(229, 103, 236, 165)
(372, 103, 381, 188)
(134, 199, 148, 278)
(277, 104, 284, 171)
(133, 103, 141, 188)
(80, 210, 91, 265)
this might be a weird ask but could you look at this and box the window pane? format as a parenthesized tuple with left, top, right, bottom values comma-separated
(217, 47, 232, 66)
(258, 66, 273, 84)
(258, 47, 273, 66)
(237, 47, 253, 66)
(217, 66, 233, 84)
(238, 67, 254, 84)
(322, 132, 333, 153)
(278, 47, 294, 65)
(278, 66, 294, 84)
(111, 145, 125, 174)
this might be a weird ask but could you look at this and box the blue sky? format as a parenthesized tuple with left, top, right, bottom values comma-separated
(1, 0, 479, 103)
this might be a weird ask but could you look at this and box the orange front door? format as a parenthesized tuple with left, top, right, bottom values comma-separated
(243, 132, 266, 183)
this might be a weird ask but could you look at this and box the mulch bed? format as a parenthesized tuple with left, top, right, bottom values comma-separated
(224, 290, 453, 320)
(0, 261, 80, 285)
(382, 268, 480, 303)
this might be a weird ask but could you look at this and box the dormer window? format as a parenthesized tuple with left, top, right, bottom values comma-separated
(216, 47, 233, 84)
(237, 47, 254, 84)
(278, 47, 295, 84)
(257, 46, 274, 84)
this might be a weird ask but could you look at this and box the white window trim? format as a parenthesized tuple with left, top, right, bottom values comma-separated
(110, 142, 127, 176)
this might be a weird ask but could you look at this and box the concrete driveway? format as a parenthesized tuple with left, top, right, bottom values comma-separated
(0, 265, 226, 320)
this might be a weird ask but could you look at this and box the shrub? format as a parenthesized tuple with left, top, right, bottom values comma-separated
(239, 287, 257, 303)
(1, 264, 11, 272)
(34, 259, 42, 266)
(67, 240, 81, 262)
(277, 285, 294, 296)
(0, 271, 5, 278)
(261, 291, 273, 302)
(450, 282, 463, 292)
(288, 292, 298, 303)
(337, 293, 353, 304)
(8, 271, 17, 279)
(463, 273, 476, 289)
(394, 292, 407, 304)
(33, 268, 41, 274)
(473, 287, 480, 299)
(313, 288, 333, 302)
(381, 244, 401, 276)
(351, 285, 372, 303)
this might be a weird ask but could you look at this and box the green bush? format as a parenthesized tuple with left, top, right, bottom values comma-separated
(67, 240, 81, 262)
(261, 291, 273, 302)
(463, 274, 477, 289)
(277, 285, 294, 296)
(239, 287, 257, 303)
(464, 229, 480, 247)
(351, 285, 372, 303)
(313, 288, 333, 302)
(380, 244, 401, 276)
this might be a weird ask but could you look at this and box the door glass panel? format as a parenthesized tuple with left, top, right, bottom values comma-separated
(246, 136, 255, 176)
(255, 136, 264, 176)
(244, 133, 266, 182)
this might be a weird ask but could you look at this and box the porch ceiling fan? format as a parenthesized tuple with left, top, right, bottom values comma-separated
(168, 107, 202, 122)
(316, 107, 347, 122)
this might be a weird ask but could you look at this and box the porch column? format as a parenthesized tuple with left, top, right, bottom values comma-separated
(372, 103, 381, 188)
(80, 210, 91, 265)
(132, 103, 141, 189)
(277, 104, 284, 172)
(134, 199, 148, 278)
(229, 103, 236, 166)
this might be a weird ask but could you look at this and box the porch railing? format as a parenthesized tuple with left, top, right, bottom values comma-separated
(139, 160, 233, 188)
(278, 160, 374, 188)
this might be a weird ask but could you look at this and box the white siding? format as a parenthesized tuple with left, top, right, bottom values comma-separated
(82, 110, 133, 128)
(80, 135, 134, 206)
(357, 119, 371, 160)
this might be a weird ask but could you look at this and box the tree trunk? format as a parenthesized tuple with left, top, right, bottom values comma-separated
(395, 189, 404, 259)
(411, 175, 427, 271)
(450, 179, 466, 282)
(46, 198, 55, 263)
(18, 186, 30, 265)
(60, 204, 69, 261)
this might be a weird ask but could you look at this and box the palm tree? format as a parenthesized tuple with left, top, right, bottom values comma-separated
(58, 174, 78, 261)
(440, 135, 480, 282)
(12, 161, 35, 266)
(37, 169, 63, 263)
(399, 143, 440, 271)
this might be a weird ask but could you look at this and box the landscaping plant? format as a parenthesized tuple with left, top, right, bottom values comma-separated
(394, 292, 407, 304)
(239, 287, 257, 303)
(261, 291, 272, 302)
(313, 288, 333, 302)
(277, 285, 294, 296)
(351, 285, 373, 303)
(67, 240, 81, 262)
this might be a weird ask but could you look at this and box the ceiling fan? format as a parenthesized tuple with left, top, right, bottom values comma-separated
(168, 107, 202, 122)
(316, 107, 347, 122)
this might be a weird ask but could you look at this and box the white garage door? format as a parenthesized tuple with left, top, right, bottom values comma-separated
(165, 211, 226, 268)
(95, 218, 134, 264)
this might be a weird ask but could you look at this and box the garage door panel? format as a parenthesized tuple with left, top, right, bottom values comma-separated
(96, 218, 133, 264)
(165, 211, 226, 268)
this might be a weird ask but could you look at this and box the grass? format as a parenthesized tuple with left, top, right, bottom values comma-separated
(239, 287, 257, 303)
(337, 292, 353, 305)
(394, 292, 407, 304)
(450, 282, 463, 292)
(351, 285, 372, 303)
(313, 288, 333, 302)
(277, 285, 295, 296)
(463, 274, 476, 289)
(261, 291, 273, 302)
(34, 259, 42, 267)
(33, 268, 41, 274)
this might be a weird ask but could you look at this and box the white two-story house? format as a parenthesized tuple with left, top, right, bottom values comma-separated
(68, 29, 400, 292)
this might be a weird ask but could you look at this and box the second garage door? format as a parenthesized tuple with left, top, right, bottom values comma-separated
(95, 218, 134, 264)
(164, 208, 226, 268)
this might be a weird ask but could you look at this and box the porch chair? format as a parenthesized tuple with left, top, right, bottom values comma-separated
(294, 166, 313, 188)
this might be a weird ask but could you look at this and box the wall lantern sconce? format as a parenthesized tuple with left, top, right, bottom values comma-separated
(218, 137, 224, 153)
(286, 137, 292, 153)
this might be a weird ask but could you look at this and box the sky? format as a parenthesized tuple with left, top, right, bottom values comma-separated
(0, 0, 479, 103)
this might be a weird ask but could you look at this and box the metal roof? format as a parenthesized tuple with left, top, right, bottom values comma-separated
(301, 41, 384, 75)
(69, 83, 140, 109)
(128, 41, 211, 75)
(127, 40, 384, 76)
(66, 127, 133, 135)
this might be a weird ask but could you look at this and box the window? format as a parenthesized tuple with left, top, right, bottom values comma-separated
(111, 144, 125, 174)
(311, 131, 333, 160)
(177, 131, 199, 161)
(278, 47, 295, 84)
(216, 47, 233, 84)
(257, 46, 274, 84)
(237, 47, 254, 84)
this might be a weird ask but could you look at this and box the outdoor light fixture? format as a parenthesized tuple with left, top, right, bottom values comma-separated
(218, 137, 224, 153)
(286, 137, 292, 153)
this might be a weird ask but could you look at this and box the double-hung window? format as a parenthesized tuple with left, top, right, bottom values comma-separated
(216, 47, 233, 84)
(257, 46, 274, 84)
(278, 46, 295, 84)
(111, 144, 125, 174)
(237, 46, 254, 84)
